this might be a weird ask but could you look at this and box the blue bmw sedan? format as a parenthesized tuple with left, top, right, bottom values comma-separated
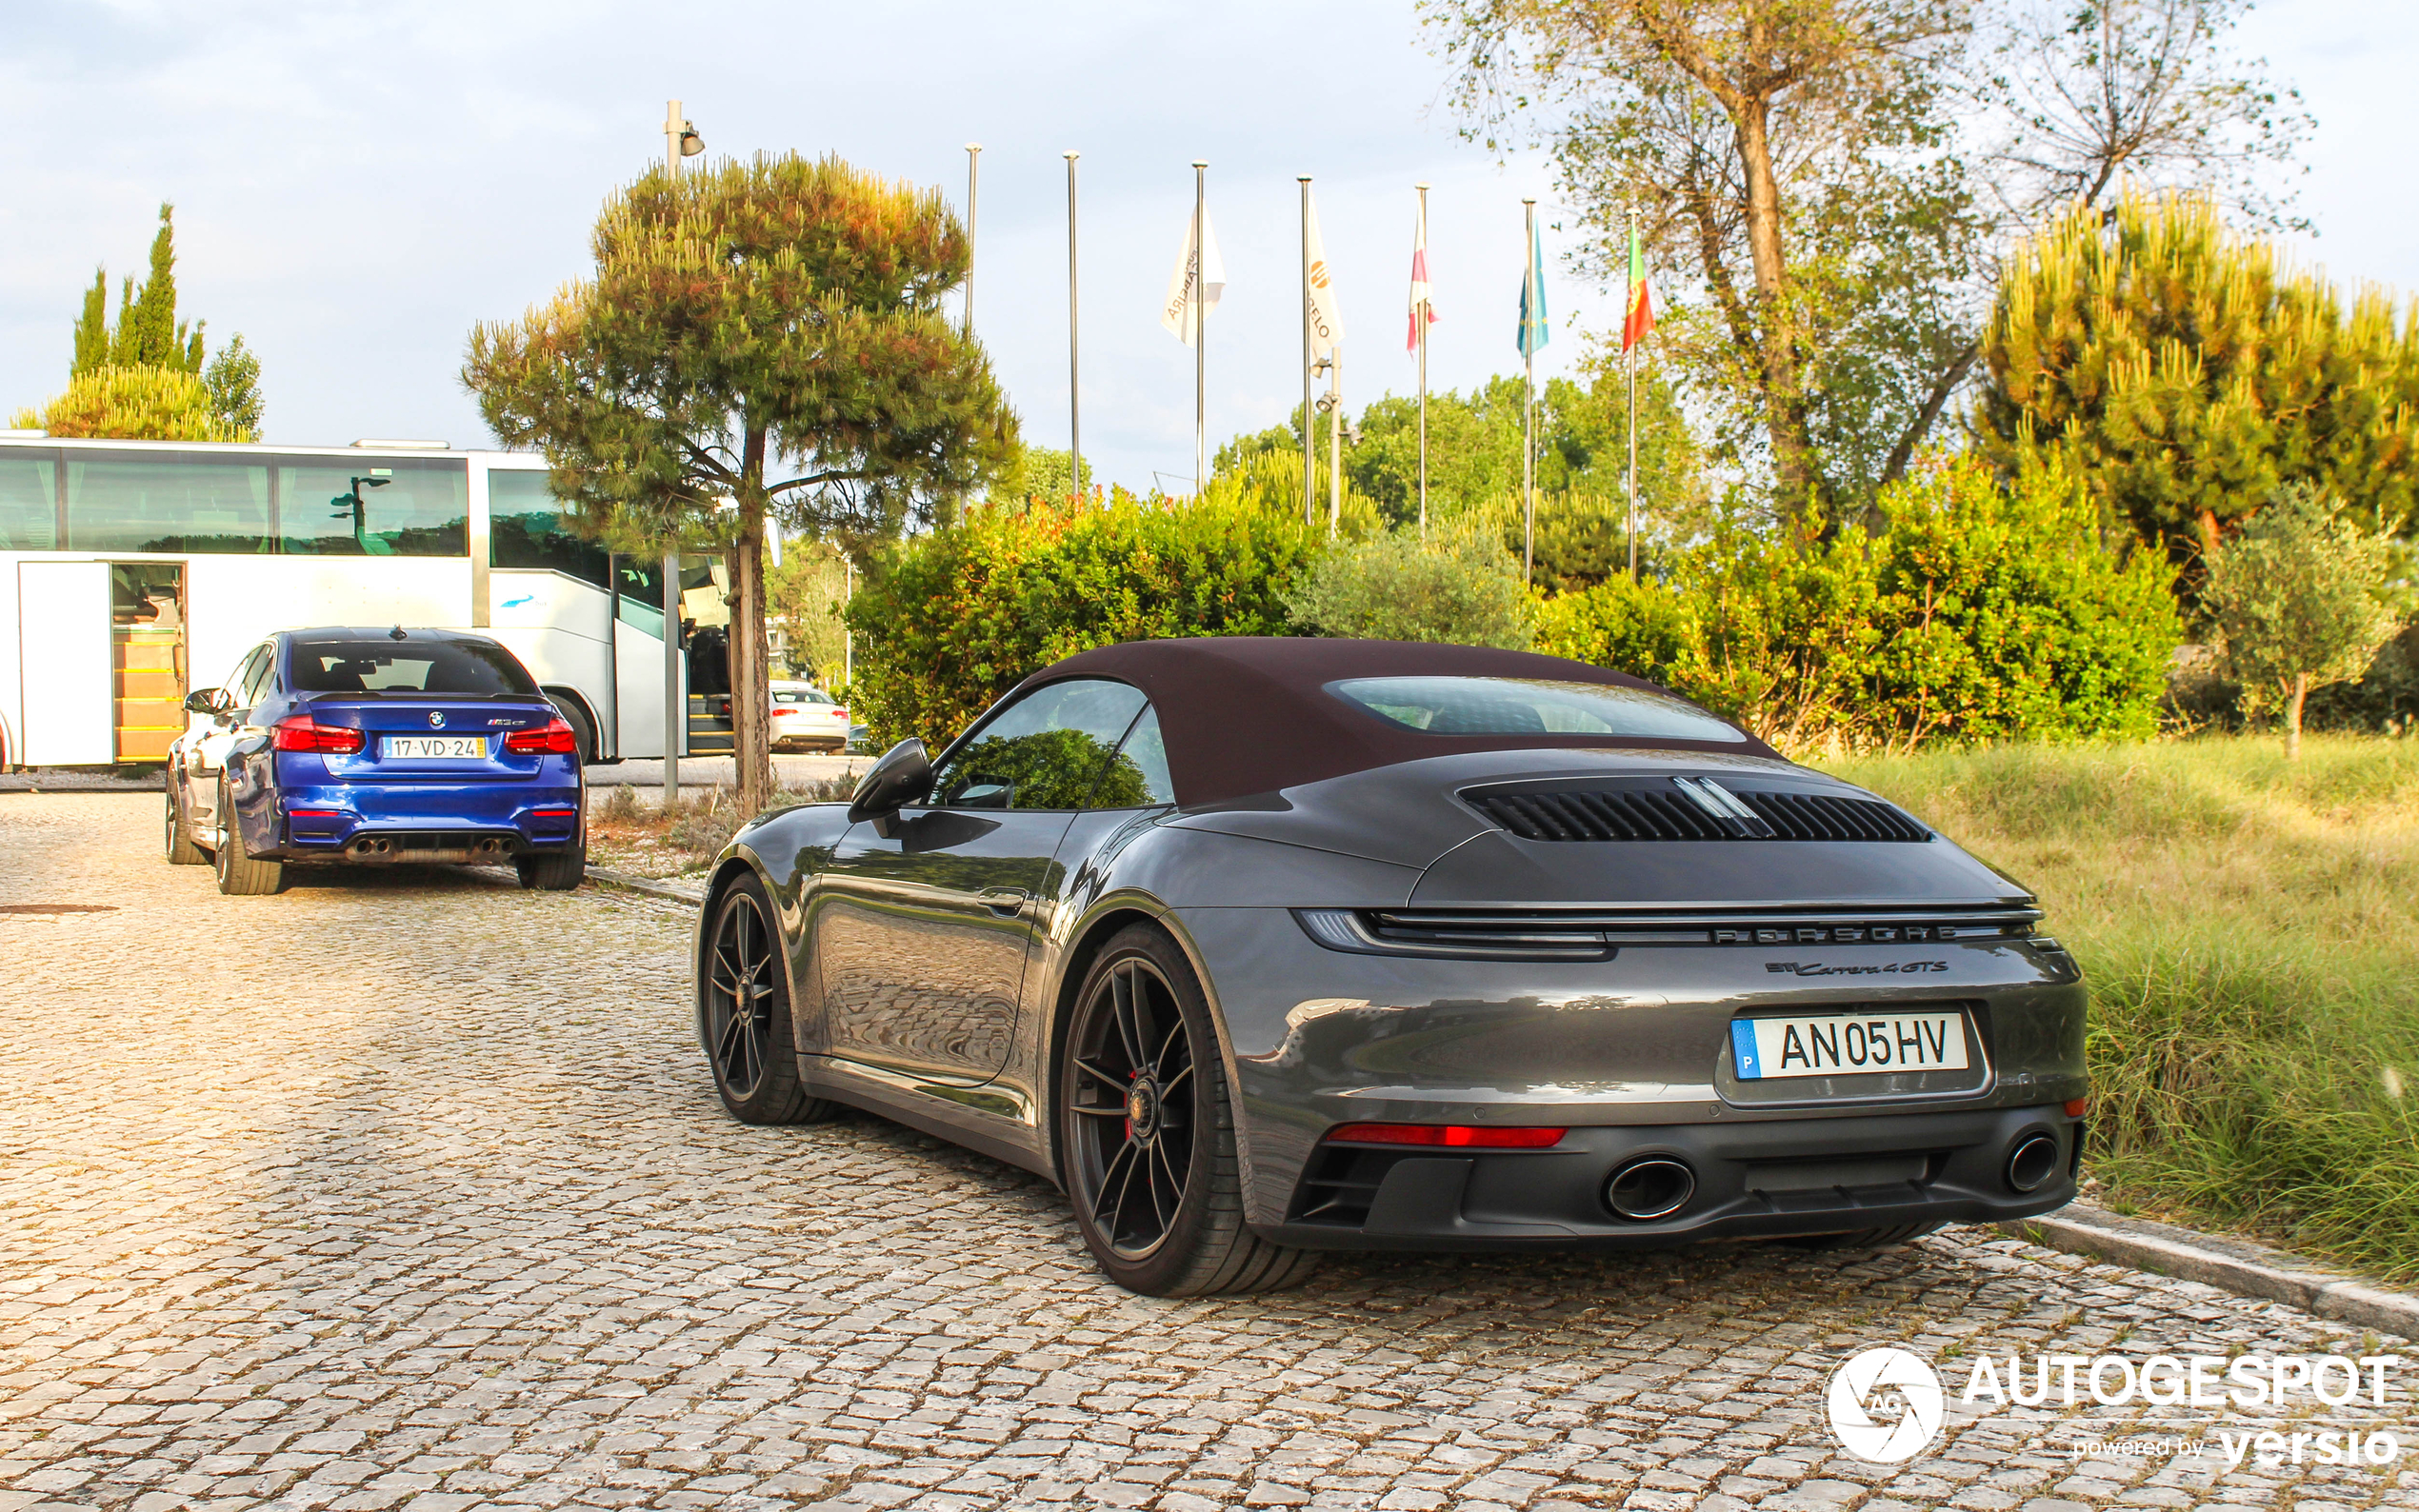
(166, 627, 585, 895)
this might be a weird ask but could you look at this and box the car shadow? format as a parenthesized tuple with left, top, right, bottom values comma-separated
(274, 863, 529, 893)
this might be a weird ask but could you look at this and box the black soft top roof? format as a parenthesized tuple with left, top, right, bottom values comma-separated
(1010, 637, 1778, 808)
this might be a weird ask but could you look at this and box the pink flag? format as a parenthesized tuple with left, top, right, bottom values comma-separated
(1407, 198, 1438, 350)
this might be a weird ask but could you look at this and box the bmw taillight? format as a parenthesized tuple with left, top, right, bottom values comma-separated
(505, 719, 579, 755)
(1323, 1123, 1566, 1149)
(272, 716, 365, 754)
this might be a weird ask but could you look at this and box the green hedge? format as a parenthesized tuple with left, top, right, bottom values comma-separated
(845, 490, 1319, 748)
(1536, 459, 2182, 752)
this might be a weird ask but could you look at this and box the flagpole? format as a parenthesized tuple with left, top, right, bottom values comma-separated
(1416, 182, 1429, 540)
(1522, 198, 1537, 587)
(1626, 196, 1639, 584)
(964, 144, 981, 339)
(1300, 176, 1314, 528)
(1193, 160, 1208, 497)
(1065, 150, 1083, 505)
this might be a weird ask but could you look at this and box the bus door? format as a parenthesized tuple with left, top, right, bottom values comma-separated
(15, 561, 112, 765)
(110, 563, 188, 763)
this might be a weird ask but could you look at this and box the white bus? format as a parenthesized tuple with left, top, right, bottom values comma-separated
(0, 433, 731, 769)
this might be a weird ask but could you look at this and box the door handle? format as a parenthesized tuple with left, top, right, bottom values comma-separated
(977, 886, 1031, 916)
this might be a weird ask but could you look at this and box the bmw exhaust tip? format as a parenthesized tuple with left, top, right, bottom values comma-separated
(1605, 1157, 1696, 1222)
(2006, 1133, 2061, 1193)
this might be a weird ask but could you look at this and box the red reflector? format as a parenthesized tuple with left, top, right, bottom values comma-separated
(530, 807, 578, 818)
(2064, 1098, 2089, 1118)
(271, 716, 365, 754)
(504, 719, 579, 755)
(288, 809, 344, 818)
(1324, 1123, 1566, 1149)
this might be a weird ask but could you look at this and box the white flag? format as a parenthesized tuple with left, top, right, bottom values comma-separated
(1407, 196, 1437, 350)
(1160, 204, 1226, 347)
(1305, 189, 1345, 361)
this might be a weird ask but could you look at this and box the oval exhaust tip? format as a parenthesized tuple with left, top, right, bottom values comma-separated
(2007, 1133, 2061, 1193)
(1605, 1157, 1696, 1221)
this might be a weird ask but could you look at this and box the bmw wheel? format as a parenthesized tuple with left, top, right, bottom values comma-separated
(212, 775, 284, 896)
(165, 780, 205, 865)
(1059, 924, 1317, 1297)
(700, 872, 832, 1124)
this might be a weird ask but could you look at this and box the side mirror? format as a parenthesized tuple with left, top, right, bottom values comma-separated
(848, 738, 934, 838)
(183, 687, 226, 715)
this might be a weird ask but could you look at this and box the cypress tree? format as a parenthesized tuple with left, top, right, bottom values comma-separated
(110, 204, 202, 372)
(70, 270, 110, 378)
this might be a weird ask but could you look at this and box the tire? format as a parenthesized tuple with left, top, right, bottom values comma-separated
(515, 846, 586, 891)
(699, 872, 835, 1124)
(213, 775, 284, 896)
(1058, 924, 1319, 1298)
(165, 780, 205, 865)
(545, 692, 598, 763)
(1779, 1221, 1946, 1251)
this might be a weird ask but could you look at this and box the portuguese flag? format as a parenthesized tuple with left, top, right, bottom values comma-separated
(1621, 220, 1655, 351)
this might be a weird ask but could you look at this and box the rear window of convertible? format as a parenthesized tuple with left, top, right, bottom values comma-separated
(290, 639, 540, 697)
(1329, 675, 1748, 743)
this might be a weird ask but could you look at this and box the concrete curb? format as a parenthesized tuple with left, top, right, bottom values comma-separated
(583, 865, 706, 905)
(1998, 1204, 2419, 1339)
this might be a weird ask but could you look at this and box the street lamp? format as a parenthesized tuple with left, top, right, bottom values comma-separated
(332, 472, 390, 551)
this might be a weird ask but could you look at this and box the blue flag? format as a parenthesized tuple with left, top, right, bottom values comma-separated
(1516, 216, 1549, 358)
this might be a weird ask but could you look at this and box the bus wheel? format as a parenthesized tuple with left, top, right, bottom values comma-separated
(545, 693, 597, 763)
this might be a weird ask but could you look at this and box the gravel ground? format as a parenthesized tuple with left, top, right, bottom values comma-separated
(2, 793, 2412, 1512)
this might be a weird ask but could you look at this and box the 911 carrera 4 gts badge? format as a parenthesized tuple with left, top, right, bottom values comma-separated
(429, 711, 446, 728)
(1766, 960, 1949, 975)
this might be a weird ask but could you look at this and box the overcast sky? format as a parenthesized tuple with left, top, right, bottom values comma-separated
(1, 0, 2408, 494)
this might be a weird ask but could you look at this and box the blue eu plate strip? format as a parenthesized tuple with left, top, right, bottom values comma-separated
(1730, 1019, 1761, 1080)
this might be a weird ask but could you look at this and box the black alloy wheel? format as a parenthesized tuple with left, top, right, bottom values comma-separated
(1059, 924, 1317, 1297)
(698, 872, 830, 1124)
(1067, 952, 1197, 1261)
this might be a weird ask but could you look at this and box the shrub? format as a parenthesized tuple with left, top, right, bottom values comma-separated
(844, 489, 1318, 748)
(1281, 523, 1533, 649)
(1536, 458, 2181, 752)
(12, 364, 252, 442)
(2202, 484, 2407, 759)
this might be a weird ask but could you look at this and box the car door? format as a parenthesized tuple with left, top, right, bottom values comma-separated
(813, 678, 1150, 1084)
(188, 645, 269, 826)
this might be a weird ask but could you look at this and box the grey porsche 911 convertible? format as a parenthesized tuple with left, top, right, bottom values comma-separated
(692, 638, 2086, 1296)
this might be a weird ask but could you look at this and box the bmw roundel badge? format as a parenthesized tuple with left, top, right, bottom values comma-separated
(430, 711, 446, 728)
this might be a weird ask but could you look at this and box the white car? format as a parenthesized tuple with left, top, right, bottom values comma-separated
(770, 681, 850, 752)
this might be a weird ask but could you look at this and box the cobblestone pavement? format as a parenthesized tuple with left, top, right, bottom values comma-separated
(4, 793, 2415, 1512)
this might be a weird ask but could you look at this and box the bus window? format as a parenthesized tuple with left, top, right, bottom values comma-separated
(68, 452, 270, 553)
(614, 558, 667, 641)
(0, 448, 56, 551)
(278, 457, 467, 556)
(489, 469, 610, 589)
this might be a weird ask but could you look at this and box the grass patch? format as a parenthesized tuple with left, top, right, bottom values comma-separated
(1822, 734, 2419, 1282)
(587, 774, 858, 878)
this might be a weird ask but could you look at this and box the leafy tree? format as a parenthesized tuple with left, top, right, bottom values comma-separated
(764, 536, 852, 686)
(1978, 189, 2419, 577)
(986, 444, 1094, 507)
(465, 152, 1017, 811)
(843, 491, 1317, 749)
(1427, 0, 2314, 515)
(1216, 366, 1703, 545)
(2201, 485, 2406, 759)
(202, 336, 264, 439)
(12, 366, 250, 443)
(1281, 524, 1534, 649)
(1975, 0, 2312, 229)
(1428, 0, 1974, 514)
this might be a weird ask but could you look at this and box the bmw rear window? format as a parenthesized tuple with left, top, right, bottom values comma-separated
(290, 638, 540, 697)
(1329, 676, 1747, 743)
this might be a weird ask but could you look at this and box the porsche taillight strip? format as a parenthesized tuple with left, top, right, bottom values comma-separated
(1296, 905, 2045, 960)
